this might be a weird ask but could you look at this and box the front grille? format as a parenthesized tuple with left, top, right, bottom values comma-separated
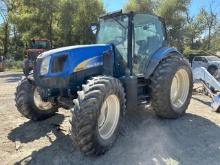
(51, 55, 67, 73)
(34, 58, 69, 88)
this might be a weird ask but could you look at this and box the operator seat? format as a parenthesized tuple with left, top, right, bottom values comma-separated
(147, 36, 161, 55)
(136, 40, 149, 55)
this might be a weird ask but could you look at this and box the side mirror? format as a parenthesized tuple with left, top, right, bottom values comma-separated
(90, 23, 98, 35)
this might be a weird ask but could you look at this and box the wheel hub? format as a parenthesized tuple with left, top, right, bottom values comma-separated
(98, 95, 120, 140)
(170, 69, 190, 110)
(33, 87, 52, 110)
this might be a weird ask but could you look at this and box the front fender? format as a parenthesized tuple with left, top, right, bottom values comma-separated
(144, 47, 183, 78)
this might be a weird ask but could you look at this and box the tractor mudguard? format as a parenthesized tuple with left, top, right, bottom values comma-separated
(144, 47, 183, 78)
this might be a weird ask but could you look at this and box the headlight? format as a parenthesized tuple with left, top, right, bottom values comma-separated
(40, 56, 51, 75)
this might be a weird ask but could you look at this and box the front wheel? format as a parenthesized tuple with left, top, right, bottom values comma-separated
(15, 79, 58, 121)
(150, 55, 193, 119)
(71, 76, 126, 156)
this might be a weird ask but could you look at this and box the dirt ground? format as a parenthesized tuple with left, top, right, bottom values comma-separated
(0, 72, 220, 165)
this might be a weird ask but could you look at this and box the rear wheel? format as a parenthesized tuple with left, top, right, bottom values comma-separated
(150, 55, 193, 119)
(70, 76, 125, 156)
(15, 79, 58, 121)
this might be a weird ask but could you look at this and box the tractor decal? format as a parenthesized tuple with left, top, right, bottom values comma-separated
(73, 55, 103, 72)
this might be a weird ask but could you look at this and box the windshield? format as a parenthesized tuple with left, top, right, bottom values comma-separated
(97, 15, 128, 44)
(206, 56, 220, 61)
(97, 15, 129, 64)
(29, 40, 49, 49)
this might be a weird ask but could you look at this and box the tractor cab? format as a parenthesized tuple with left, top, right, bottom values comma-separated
(94, 10, 167, 76)
(29, 39, 50, 49)
(25, 39, 50, 61)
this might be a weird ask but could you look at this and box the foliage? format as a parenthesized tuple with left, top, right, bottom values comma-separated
(201, 6, 218, 50)
(72, 0, 104, 44)
(184, 9, 207, 50)
(124, 0, 159, 13)
(210, 25, 220, 52)
(1, 0, 104, 60)
(156, 0, 191, 52)
(4, 59, 22, 70)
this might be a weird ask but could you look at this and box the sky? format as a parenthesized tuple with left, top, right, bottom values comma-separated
(0, 0, 220, 24)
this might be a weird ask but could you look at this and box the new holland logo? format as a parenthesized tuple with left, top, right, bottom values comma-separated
(74, 56, 103, 72)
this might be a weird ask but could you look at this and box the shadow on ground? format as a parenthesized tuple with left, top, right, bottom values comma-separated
(0, 73, 22, 83)
(8, 109, 220, 165)
(192, 96, 211, 106)
(8, 114, 65, 144)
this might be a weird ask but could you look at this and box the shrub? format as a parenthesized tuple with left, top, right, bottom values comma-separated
(4, 60, 22, 71)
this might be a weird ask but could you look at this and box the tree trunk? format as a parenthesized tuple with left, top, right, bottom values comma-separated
(13, 25, 18, 52)
(48, 14, 53, 48)
(3, 22, 9, 57)
(190, 37, 194, 49)
(208, 27, 211, 50)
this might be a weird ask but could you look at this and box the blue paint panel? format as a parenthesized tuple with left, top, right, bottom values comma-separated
(150, 47, 181, 61)
(85, 55, 103, 69)
(38, 44, 112, 77)
(144, 47, 183, 78)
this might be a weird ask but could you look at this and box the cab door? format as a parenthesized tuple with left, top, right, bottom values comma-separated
(133, 14, 166, 75)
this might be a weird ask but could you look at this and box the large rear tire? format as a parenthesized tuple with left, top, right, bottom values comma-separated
(150, 55, 193, 119)
(71, 76, 126, 156)
(15, 79, 58, 121)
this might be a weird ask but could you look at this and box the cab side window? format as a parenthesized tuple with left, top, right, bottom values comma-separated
(133, 14, 166, 75)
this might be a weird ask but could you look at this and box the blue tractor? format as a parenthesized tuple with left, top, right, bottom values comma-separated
(15, 11, 193, 156)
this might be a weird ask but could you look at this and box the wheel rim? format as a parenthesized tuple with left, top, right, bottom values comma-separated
(33, 87, 53, 110)
(98, 94, 120, 140)
(170, 69, 190, 110)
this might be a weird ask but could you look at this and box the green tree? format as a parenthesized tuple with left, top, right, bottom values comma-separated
(209, 25, 220, 52)
(58, 0, 104, 45)
(8, 0, 104, 48)
(202, 6, 218, 50)
(184, 9, 206, 49)
(11, 0, 60, 47)
(58, 0, 77, 46)
(124, 0, 159, 13)
(0, 0, 9, 57)
(73, 0, 104, 44)
(157, 0, 191, 51)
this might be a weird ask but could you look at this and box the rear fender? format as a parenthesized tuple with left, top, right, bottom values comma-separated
(144, 47, 183, 78)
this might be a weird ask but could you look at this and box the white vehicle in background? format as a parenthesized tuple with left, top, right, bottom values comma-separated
(193, 67, 220, 112)
(192, 56, 220, 77)
(192, 55, 220, 112)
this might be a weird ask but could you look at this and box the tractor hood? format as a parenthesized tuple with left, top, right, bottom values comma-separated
(38, 44, 112, 59)
(36, 44, 113, 77)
